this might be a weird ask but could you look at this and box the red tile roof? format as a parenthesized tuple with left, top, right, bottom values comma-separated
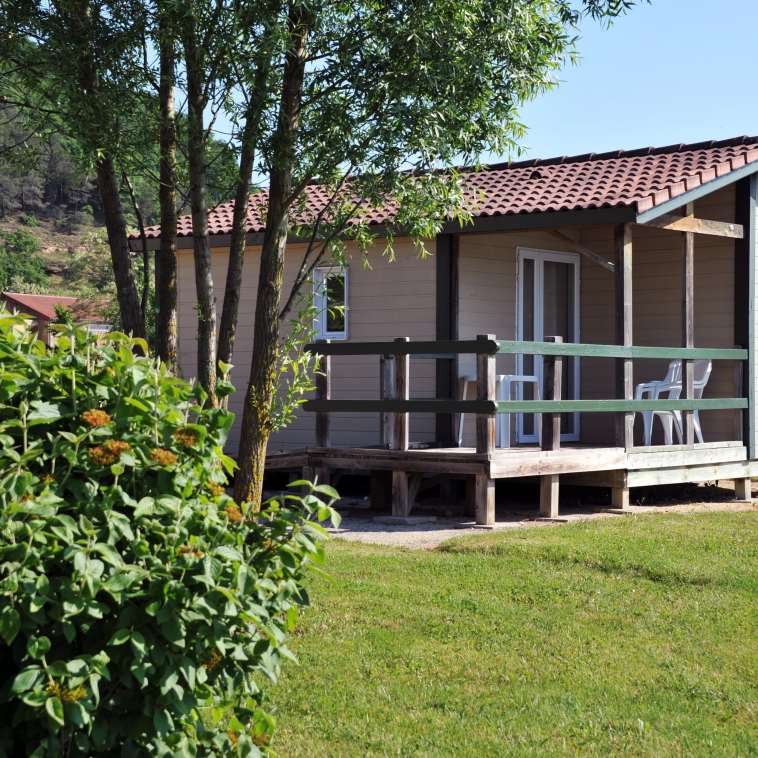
(1, 293, 107, 322)
(137, 135, 758, 240)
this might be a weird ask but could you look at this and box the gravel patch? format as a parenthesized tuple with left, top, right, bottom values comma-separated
(325, 496, 758, 550)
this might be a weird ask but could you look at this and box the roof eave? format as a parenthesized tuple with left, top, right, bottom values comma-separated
(635, 161, 758, 224)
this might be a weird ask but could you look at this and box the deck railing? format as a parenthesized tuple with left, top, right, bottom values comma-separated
(302, 336, 748, 452)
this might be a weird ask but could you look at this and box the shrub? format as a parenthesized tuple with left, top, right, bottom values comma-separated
(0, 229, 47, 293)
(18, 213, 38, 227)
(0, 316, 339, 757)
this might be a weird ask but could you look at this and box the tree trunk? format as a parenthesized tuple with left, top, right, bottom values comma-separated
(122, 171, 150, 325)
(217, 60, 270, 378)
(233, 4, 310, 508)
(156, 10, 178, 372)
(182, 9, 216, 405)
(96, 153, 146, 340)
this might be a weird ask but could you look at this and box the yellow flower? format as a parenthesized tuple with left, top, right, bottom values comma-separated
(173, 426, 200, 448)
(150, 448, 178, 466)
(89, 439, 131, 466)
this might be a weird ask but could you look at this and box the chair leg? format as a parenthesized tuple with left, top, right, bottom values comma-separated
(642, 411, 653, 446)
(457, 378, 467, 447)
(693, 410, 704, 444)
(672, 411, 683, 444)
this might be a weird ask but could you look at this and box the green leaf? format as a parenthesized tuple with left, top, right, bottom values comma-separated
(108, 628, 131, 646)
(11, 666, 43, 693)
(46, 696, 65, 726)
(27, 635, 51, 660)
(153, 708, 173, 737)
(214, 545, 243, 562)
(28, 401, 65, 426)
(93, 543, 123, 567)
(0, 607, 20, 644)
(133, 497, 156, 518)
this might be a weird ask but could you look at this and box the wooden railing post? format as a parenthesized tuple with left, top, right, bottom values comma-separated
(615, 223, 634, 448)
(540, 336, 562, 518)
(312, 339, 331, 489)
(734, 345, 744, 442)
(475, 334, 495, 525)
(391, 338, 410, 516)
(541, 336, 562, 452)
(370, 354, 394, 511)
(315, 339, 330, 447)
(682, 202, 695, 445)
(379, 354, 393, 446)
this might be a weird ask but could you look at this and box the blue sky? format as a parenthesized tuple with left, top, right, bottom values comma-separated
(507, 0, 757, 162)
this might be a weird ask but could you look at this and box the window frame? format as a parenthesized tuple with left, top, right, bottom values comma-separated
(313, 266, 348, 341)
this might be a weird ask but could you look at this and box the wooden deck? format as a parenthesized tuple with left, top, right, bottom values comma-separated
(266, 440, 753, 479)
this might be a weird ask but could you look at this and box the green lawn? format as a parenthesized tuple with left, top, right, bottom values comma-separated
(269, 512, 758, 757)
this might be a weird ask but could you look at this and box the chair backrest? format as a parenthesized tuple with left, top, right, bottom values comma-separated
(693, 359, 712, 396)
(665, 360, 682, 383)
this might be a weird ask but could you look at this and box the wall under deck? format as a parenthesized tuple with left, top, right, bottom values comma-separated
(177, 239, 437, 456)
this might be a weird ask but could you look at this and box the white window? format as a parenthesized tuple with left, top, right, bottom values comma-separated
(313, 267, 348, 340)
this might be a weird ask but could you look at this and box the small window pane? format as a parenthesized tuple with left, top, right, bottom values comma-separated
(325, 274, 345, 333)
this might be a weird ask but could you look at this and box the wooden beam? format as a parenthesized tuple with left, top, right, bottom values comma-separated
(540, 475, 560, 517)
(408, 471, 425, 508)
(417, 472, 458, 494)
(614, 223, 634, 448)
(548, 229, 615, 272)
(641, 214, 743, 238)
(435, 233, 457, 443)
(682, 202, 695, 445)
(541, 336, 562, 452)
(476, 334, 496, 525)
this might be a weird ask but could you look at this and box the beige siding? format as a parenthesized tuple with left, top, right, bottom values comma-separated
(580, 186, 738, 446)
(177, 239, 437, 455)
(457, 230, 581, 446)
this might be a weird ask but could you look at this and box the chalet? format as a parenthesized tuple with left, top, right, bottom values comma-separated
(1, 292, 110, 346)
(132, 136, 758, 523)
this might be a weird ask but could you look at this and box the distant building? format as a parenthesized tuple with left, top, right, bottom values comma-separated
(0, 292, 110, 346)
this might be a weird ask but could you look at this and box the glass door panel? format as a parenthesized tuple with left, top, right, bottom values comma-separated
(517, 250, 580, 443)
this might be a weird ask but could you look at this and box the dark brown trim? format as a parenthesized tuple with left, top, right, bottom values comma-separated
(435, 233, 456, 443)
(735, 174, 756, 458)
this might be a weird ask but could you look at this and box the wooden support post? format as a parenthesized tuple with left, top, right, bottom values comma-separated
(314, 340, 331, 488)
(734, 175, 755, 459)
(475, 334, 496, 524)
(379, 354, 393, 446)
(315, 340, 331, 447)
(541, 336, 562, 451)
(614, 223, 634, 448)
(540, 474, 560, 518)
(392, 337, 410, 517)
(540, 336, 562, 517)
(682, 203, 695, 445)
(734, 478, 752, 501)
(611, 486, 630, 510)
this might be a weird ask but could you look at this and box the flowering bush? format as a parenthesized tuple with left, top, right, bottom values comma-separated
(0, 316, 339, 757)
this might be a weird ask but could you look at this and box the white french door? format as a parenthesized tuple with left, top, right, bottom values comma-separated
(516, 248, 581, 443)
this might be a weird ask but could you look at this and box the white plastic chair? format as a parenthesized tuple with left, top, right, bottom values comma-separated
(458, 374, 540, 448)
(635, 359, 712, 445)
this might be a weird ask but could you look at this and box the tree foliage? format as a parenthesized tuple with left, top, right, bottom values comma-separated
(0, 228, 47, 292)
(0, 317, 339, 757)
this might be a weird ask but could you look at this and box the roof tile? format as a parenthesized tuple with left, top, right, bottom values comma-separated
(137, 135, 758, 240)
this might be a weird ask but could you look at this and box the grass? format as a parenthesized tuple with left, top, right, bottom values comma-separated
(269, 511, 758, 757)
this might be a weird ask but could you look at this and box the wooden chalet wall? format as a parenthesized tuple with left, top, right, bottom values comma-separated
(580, 186, 738, 446)
(177, 239, 438, 456)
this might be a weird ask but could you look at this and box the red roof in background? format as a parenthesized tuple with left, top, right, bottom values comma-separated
(136, 135, 758, 240)
(1, 293, 107, 323)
